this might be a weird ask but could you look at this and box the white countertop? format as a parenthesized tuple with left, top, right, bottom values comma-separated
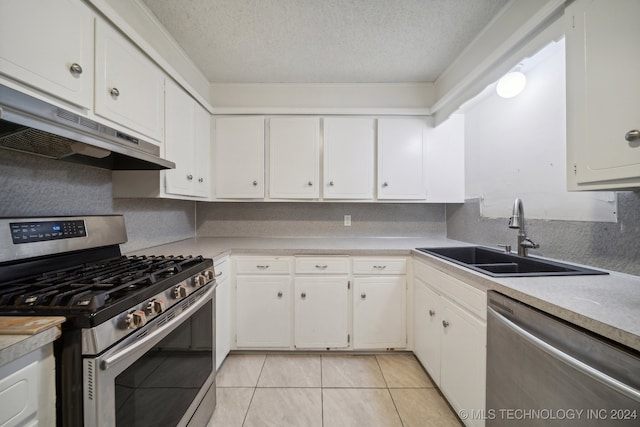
(133, 236, 640, 353)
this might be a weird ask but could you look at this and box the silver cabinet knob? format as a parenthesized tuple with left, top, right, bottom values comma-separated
(198, 177, 204, 183)
(429, 309, 436, 317)
(307, 181, 313, 186)
(442, 320, 450, 328)
(187, 174, 193, 181)
(625, 130, 640, 143)
(252, 180, 258, 186)
(382, 182, 389, 188)
(110, 87, 120, 98)
(301, 292, 306, 299)
(69, 63, 83, 76)
(361, 293, 366, 299)
(329, 181, 334, 186)
(277, 291, 283, 298)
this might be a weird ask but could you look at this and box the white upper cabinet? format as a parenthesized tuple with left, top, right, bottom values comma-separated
(269, 117, 320, 199)
(94, 19, 164, 142)
(424, 114, 465, 202)
(164, 79, 211, 198)
(0, 0, 94, 109)
(377, 118, 427, 199)
(323, 117, 375, 200)
(214, 116, 265, 199)
(566, 0, 640, 190)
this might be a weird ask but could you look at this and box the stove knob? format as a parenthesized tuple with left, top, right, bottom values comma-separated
(124, 310, 147, 329)
(147, 298, 166, 314)
(193, 274, 206, 288)
(173, 284, 188, 299)
(204, 270, 215, 280)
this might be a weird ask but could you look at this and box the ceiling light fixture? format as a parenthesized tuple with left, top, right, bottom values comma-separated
(496, 69, 527, 99)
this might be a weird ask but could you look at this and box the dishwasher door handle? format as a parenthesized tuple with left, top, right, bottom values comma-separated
(488, 307, 640, 403)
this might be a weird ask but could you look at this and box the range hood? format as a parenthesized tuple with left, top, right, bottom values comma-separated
(0, 84, 175, 170)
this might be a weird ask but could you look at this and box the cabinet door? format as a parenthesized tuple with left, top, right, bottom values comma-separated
(269, 117, 320, 199)
(193, 103, 212, 198)
(378, 118, 427, 200)
(440, 298, 486, 427)
(413, 278, 442, 385)
(215, 259, 230, 370)
(236, 276, 291, 348)
(323, 118, 374, 199)
(0, 0, 93, 109)
(164, 80, 196, 196)
(353, 276, 406, 349)
(95, 19, 164, 142)
(294, 277, 349, 348)
(214, 117, 265, 198)
(566, 0, 640, 188)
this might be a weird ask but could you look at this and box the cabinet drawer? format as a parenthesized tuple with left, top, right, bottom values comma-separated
(214, 256, 230, 281)
(414, 260, 486, 321)
(352, 258, 406, 275)
(295, 257, 349, 274)
(235, 257, 292, 274)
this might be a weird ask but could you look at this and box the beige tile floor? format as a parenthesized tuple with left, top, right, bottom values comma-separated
(207, 353, 462, 427)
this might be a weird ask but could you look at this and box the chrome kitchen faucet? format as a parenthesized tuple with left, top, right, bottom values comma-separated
(508, 198, 540, 256)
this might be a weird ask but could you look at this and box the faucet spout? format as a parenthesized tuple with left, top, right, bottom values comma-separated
(508, 198, 538, 256)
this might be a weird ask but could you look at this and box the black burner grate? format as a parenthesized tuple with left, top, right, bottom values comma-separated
(0, 255, 204, 311)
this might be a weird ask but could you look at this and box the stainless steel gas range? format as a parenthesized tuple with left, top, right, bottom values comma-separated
(0, 215, 216, 427)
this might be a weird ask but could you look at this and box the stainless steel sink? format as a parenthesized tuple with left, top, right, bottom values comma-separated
(416, 246, 608, 277)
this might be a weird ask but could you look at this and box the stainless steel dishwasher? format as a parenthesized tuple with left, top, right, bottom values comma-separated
(487, 291, 640, 426)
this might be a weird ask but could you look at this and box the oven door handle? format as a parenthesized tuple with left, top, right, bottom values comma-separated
(489, 307, 640, 402)
(100, 285, 214, 372)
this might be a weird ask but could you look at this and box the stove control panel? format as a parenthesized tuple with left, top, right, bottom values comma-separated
(10, 220, 86, 244)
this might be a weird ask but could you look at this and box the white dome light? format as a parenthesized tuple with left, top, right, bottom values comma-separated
(496, 71, 527, 98)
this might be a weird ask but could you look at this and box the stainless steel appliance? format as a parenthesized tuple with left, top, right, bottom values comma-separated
(0, 215, 216, 426)
(0, 83, 175, 170)
(487, 291, 640, 426)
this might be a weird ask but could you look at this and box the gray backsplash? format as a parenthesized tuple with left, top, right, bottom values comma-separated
(196, 202, 446, 238)
(0, 150, 195, 253)
(446, 194, 640, 275)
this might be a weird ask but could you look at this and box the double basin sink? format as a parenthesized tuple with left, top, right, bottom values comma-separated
(416, 246, 608, 277)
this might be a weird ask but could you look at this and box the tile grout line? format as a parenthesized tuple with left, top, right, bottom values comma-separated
(240, 355, 268, 427)
(376, 354, 407, 427)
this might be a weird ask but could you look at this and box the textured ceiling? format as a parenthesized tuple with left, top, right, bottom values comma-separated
(142, 0, 509, 84)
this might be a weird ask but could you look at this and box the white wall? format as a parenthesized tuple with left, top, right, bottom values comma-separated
(462, 39, 616, 222)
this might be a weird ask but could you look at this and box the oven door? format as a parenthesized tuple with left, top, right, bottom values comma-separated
(84, 285, 216, 427)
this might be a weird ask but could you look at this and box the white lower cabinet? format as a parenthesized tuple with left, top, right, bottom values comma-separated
(294, 277, 349, 348)
(215, 256, 230, 370)
(413, 276, 442, 383)
(234, 257, 292, 348)
(413, 258, 486, 427)
(294, 256, 350, 349)
(0, 344, 56, 427)
(353, 276, 406, 349)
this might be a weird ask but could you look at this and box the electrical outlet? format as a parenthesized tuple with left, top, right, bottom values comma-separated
(344, 215, 351, 226)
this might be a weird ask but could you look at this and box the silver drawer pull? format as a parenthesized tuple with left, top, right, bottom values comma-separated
(429, 309, 436, 317)
(373, 265, 387, 269)
(198, 177, 204, 183)
(301, 292, 306, 299)
(315, 264, 328, 270)
(69, 63, 83, 75)
(256, 265, 270, 270)
(110, 87, 120, 98)
(361, 293, 366, 299)
(625, 129, 640, 143)
(253, 180, 258, 186)
(215, 271, 223, 277)
(187, 174, 193, 181)
(442, 320, 450, 328)
(277, 291, 283, 298)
